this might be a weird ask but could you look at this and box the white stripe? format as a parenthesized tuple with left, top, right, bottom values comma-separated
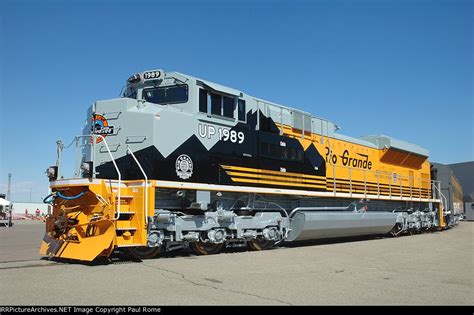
(154, 180, 440, 203)
(50, 178, 440, 203)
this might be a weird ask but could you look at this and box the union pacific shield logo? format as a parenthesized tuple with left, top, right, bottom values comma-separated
(176, 154, 193, 179)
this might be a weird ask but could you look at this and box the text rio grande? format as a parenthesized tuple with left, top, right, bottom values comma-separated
(326, 148, 373, 170)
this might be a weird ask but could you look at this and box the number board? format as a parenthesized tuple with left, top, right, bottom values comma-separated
(143, 70, 163, 80)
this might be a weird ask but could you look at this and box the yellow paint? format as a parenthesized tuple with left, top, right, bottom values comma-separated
(40, 179, 154, 262)
(262, 123, 433, 199)
(439, 206, 446, 228)
(40, 219, 115, 261)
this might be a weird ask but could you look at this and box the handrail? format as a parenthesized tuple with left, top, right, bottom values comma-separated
(127, 147, 149, 226)
(289, 205, 353, 218)
(68, 134, 123, 220)
(432, 181, 448, 215)
(325, 163, 437, 201)
(93, 134, 121, 220)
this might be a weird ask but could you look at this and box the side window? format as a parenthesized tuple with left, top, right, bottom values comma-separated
(209, 93, 235, 119)
(238, 99, 246, 121)
(211, 93, 222, 115)
(223, 96, 234, 118)
(199, 89, 207, 113)
(197, 87, 245, 122)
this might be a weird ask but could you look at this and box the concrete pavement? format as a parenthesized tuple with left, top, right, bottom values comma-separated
(0, 221, 472, 305)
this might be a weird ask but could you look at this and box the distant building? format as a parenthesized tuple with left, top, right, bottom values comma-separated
(431, 163, 464, 225)
(448, 161, 474, 202)
(465, 202, 474, 221)
(11, 202, 50, 216)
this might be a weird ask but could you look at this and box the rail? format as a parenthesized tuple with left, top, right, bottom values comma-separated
(94, 135, 122, 220)
(326, 164, 438, 202)
(127, 147, 149, 225)
(58, 134, 122, 220)
(431, 181, 448, 214)
(289, 205, 353, 218)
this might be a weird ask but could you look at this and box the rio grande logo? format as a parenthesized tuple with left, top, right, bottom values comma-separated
(176, 154, 193, 180)
(91, 114, 114, 144)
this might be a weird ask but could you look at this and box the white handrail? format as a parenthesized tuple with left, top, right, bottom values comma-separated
(322, 163, 443, 201)
(432, 181, 448, 215)
(94, 135, 121, 220)
(127, 147, 149, 226)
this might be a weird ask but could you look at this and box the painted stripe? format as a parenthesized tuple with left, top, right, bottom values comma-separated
(229, 171, 424, 197)
(222, 165, 430, 193)
(231, 177, 327, 190)
(221, 165, 325, 180)
(226, 171, 326, 185)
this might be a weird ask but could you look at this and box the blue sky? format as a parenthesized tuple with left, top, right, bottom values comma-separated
(0, 0, 472, 202)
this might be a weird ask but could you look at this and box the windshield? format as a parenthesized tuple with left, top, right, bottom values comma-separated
(123, 86, 137, 99)
(143, 85, 188, 105)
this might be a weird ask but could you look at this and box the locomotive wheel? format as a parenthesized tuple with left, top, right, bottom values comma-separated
(190, 242, 224, 255)
(126, 246, 161, 260)
(248, 238, 275, 251)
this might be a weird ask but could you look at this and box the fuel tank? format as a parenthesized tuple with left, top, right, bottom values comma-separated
(287, 211, 398, 241)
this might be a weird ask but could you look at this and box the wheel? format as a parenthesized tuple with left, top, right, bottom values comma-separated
(126, 246, 161, 260)
(190, 242, 224, 255)
(248, 238, 275, 251)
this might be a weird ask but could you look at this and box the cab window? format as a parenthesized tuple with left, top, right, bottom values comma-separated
(200, 88, 238, 119)
(143, 85, 188, 104)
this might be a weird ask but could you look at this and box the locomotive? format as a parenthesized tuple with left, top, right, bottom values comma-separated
(40, 69, 451, 261)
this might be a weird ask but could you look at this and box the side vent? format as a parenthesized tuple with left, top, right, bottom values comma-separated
(380, 148, 427, 169)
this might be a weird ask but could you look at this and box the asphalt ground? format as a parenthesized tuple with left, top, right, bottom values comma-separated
(0, 220, 472, 305)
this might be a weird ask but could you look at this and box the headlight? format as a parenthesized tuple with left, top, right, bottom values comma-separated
(45, 166, 58, 181)
(81, 162, 93, 178)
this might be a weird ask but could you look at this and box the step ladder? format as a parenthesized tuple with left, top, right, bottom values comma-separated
(114, 147, 151, 248)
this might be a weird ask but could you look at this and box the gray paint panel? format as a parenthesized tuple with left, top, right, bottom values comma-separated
(361, 135, 429, 157)
(287, 211, 398, 241)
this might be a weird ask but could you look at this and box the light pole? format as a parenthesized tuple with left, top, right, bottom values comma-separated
(7, 173, 11, 201)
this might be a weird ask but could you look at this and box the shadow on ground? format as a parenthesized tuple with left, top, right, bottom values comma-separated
(46, 232, 426, 266)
